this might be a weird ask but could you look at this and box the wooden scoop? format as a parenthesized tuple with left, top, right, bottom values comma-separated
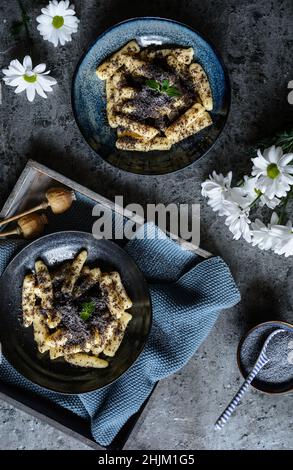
(0, 187, 75, 228)
(0, 213, 48, 239)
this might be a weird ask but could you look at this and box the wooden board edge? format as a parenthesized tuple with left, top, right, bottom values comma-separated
(25, 160, 213, 259)
(0, 388, 101, 450)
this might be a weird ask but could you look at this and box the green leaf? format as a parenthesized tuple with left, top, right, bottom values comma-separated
(145, 78, 182, 98)
(165, 86, 182, 97)
(80, 301, 95, 321)
(248, 128, 293, 156)
(146, 79, 161, 91)
(161, 79, 170, 90)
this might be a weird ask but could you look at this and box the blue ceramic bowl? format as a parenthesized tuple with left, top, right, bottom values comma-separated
(72, 17, 230, 175)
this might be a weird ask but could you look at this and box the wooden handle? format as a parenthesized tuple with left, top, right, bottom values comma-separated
(0, 201, 48, 227)
(0, 227, 22, 237)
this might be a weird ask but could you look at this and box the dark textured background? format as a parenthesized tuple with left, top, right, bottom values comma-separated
(0, 0, 292, 449)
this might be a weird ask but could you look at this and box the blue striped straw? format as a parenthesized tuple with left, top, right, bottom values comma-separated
(214, 328, 285, 430)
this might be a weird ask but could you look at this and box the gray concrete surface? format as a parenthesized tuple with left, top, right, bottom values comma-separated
(0, 0, 292, 450)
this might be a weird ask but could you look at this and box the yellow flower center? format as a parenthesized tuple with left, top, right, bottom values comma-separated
(52, 15, 64, 29)
(267, 163, 280, 179)
(23, 74, 37, 83)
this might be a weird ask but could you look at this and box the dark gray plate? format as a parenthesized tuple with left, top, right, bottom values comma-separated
(72, 17, 230, 175)
(0, 231, 152, 394)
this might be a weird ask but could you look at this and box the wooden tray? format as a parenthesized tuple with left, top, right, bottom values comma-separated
(0, 160, 211, 450)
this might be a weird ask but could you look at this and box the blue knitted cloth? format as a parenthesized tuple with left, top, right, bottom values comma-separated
(0, 196, 240, 446)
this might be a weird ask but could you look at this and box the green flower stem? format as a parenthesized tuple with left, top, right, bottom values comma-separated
(14, 0, 33, 53)
(249, 192, 262, 208)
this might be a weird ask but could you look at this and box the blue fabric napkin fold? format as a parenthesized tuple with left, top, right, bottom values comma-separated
(0, 216, 240, 446)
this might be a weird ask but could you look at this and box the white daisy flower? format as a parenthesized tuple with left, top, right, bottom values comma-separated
(228, 186, 251, 209)
(259, 194, 281, 209)
(251, 145, 293, 199)
(2, 55, 57, 102)
(201, 171, 253, 216)
(223, 200, 252, 242)
(36, 0, 79, 47)
(201, 171, 233, 215)
(251, 213, 279, 251)
(270, 220, 293, 257)
(251, 213, 293, 257)
(242, 176, 281, 209)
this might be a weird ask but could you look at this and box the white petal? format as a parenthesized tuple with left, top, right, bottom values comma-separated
(63, 25, 78, 36)
(58, 29, 67, 45)
(252, 155, 268, 171)
(2, 68, 12, 76)
(47, 2, 58, 16)
(283, 165, 293, 173)
(260, 195, 280, 210)
(23, 55, 32, 71)
(2, 74, 21, 83)
(36, 14, 52, 24)
(37, 75, 56, 91)
(63, 16, 79, 28)
(282, 174, 293, 185)
(270, 146, 283, 163)
(251, 218, 265, 230)
(2, 66, 22, 77)
(264, 145, 276, 163)
(14, 81, 28, 93)
(51, 29, 60, 46)
(33, 63, 47, 74)
(60, 28, 73, 39)
(37, 23, 53, 34)
(63, 8, 77, 16)
(26, 85, 36, 102)
(58, 0, 68, 14)
(9, 59, 25, 74)
(279, 153, 293, 166)
(6, 76, 25, 87)
(41, 6, 52, 15)
(42, 28, 57, 46)
(63, 24, 77, 35)
(242, 225, 252, 243)
(270, 212, 279, 225)
(40, 74, 57, 85)
(35, 82, 47, 98)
